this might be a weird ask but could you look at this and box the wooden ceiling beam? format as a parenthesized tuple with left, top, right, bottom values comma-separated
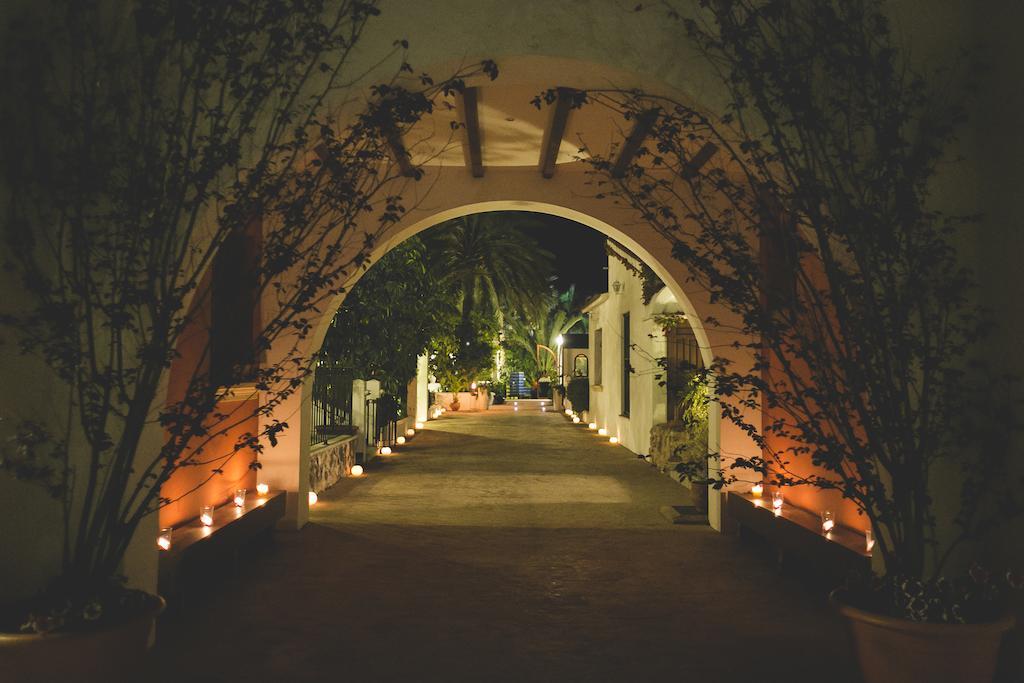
(681, 141, 719, 179)
(611, 108, 660, 179)
(458, 86, 484, 178)
(381, 123, 419, 179)
(539, 87, 577, 179)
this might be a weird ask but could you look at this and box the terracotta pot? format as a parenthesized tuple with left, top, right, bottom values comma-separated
(831, 591, 1014, 683)
(450, 396, 460, 411)
(0, 594, 165, 683)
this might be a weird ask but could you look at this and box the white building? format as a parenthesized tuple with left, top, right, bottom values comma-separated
(582, 242, 700, 457)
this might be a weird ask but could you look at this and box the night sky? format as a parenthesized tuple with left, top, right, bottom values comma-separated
(500, 211, 608, 305)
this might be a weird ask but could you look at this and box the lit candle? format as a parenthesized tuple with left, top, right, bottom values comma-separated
(821, 510, 835, 535)
(609, 436, 619, 444)
(751, 483, 764, 498)
(588, 422, 597, 430)
(308, 490, 318, 506)
(233, 488, 246, 507)
(598, 428, 608, 436)
(351, 464, 364, 476)
(157, 527, 172, 551)
(865, 528, 875, 553)
(256, 482, 269, 496)
(406, 428, 415, 437)
(572, 416, 581, 424)
(200, 505, 214, 527)
(396, 436, 406, 445)
(771, 490, 784, 514)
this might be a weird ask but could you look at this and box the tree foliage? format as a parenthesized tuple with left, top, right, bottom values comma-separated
(555, 0, 1021, 597)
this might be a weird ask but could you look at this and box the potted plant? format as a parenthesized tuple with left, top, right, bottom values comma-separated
(0, 1, 496, 679)
(563, 1, 1022, 680)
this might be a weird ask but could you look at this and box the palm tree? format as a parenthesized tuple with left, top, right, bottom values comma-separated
(504, 286, 584, 383)
(424, 213, 554, 342)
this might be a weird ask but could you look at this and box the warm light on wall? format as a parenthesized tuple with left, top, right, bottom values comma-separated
(233, 488, 246, 507)
(609, 436, 619, 444)
(256, 482, 269, 496)
(821, 510, 835, 535)
(308, 490, 319, 506)
(157, 527, 172, 551)
(200, 505, 214, 527)
(380, 446, 392, 455)
(351, 465, 364, 477)
(598, 428, 607, 436)
(396, 436, 406, 445)
(751, 483, 763, 498)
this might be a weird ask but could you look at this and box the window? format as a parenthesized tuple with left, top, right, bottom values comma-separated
(573, 353, 588, 377)
(665, 324, 703, 422)
(594, 329, 603, 385)
(211, 217, 261, 386)
(621, 313, 630, 417)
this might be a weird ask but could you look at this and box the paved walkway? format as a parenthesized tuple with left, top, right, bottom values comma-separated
(149, 404, 858, 682)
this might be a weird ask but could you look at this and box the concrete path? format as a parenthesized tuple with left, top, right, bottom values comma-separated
(148, 404, 858, 682)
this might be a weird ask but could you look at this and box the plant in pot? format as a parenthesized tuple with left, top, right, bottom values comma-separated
(558, 1, 1023, 680)
(0, 1, 497, 680)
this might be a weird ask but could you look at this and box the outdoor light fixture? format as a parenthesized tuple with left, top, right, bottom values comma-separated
(351, 465, 364, 477)
(565, 408, 573, 415)
(406, 428, 415, 437)
(865, 528, 875, 553)
(572, 416, 581, 424)
(611, 280, 623, 294)
(821, 510, 835, 535)
(541, 406, 546, 412)
(157, 528, 172, 551)
(598, 428, 607, 436)
(415, 422, 424, 429)
(396, 436, 406, 445)
(514, 406, 519, 411)
(380, 446, 392, 455)
(256, 482, 269, 496)
(751, 483, 763, 498)
(609, 436, 619, 444)
(588, 422, 597, 430)
(513, 401, 518, 406)
(556, 334, 564, 346)
(771, 490, 784, 515)
(200, 505, 214, 527)
(308, 490, 318, 506)
(471, 382, 477, 390)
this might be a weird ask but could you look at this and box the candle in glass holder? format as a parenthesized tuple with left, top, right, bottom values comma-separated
(771, 490, 784, 515)
(233, 488, 246, 507)
(157, 527, 172, 551)
(751, 483, 764, 498)
(200, 505, 214, 527)
(865, 528, 875, 552)
(821, 510, 835, 534)
(256, 482, 269, 496)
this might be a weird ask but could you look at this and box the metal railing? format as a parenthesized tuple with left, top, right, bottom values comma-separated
(364, 394, 400, 450)
(310, 366, 354, 446)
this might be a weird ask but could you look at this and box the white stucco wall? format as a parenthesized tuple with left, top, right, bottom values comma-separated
(586, 249, 681, 457)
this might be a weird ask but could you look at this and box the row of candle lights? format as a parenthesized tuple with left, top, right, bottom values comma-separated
(159, 421, 430, 551)
(750, 483, 874, 553)
(560, 407, 620, 444)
